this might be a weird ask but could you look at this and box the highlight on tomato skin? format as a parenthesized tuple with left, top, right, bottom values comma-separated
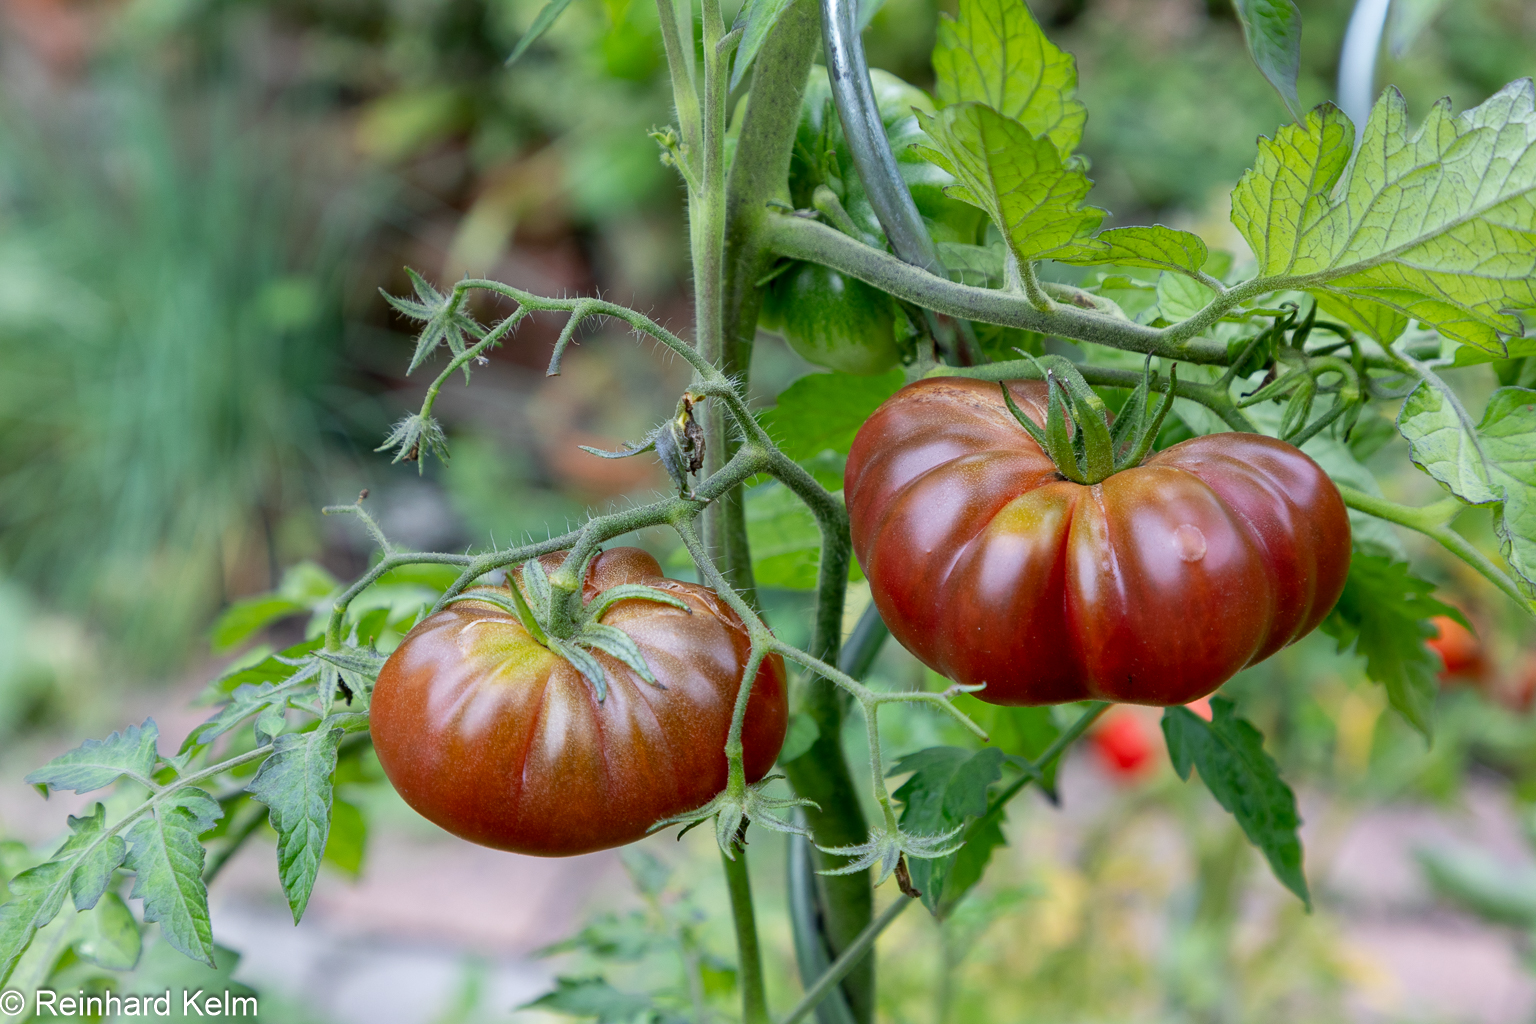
(368, 547, 788, 857)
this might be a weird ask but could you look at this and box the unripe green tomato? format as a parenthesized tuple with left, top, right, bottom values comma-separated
(761, 263, 901, 376)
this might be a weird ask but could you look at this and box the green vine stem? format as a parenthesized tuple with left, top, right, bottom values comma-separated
(696, 0, 733, 572)
(717, 0, 824, 611)
(767, 216, 1231, 364)
(653, 0, 701, 185)
(1336, 486, 1535, 613)
(934, 359, 1257, 433)
(722, 834, 773, 1024)
(779, 896, 914, 1024)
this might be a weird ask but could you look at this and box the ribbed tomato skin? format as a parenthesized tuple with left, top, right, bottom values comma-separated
(845, 378, 1351, 706)
(370, 547, 787, 855)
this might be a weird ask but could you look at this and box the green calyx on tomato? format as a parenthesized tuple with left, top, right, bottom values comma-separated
(999, 353, 1178, 484)
(443, 552, 690, 702)
(370, 547, 789, 855)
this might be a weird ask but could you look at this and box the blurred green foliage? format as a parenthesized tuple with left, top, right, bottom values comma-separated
(0, 87, 365, 669)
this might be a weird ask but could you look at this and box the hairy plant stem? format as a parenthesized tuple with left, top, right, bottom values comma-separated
(721, 834, 773, 1024)
(714, 16, 886, 998)
(1336, 486, 1535, 612)
(780, 896, 913, 1024)
(764, 216, 1372, 371)
(653, 0, 701, 171)
(716, 0, 823, 612)
(696, 0, 733, 571)
(934, 358, 1257, 433)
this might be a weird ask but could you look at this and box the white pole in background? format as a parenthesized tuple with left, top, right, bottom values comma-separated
(1338, 0, 1394, 136)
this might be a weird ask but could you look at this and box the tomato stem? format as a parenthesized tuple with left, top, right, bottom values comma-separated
(720, 837, 773, 1024)
(779, 895, 914, 1024)
(1337, 486, 1535, 614)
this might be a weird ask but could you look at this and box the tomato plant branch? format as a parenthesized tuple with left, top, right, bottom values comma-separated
(980, 701, 1107, 819)
(778, 895, 914, 1024)
(653, 0, 701, 178)
(766, 216, 1234, 364)
(696, 0, 733, 573)
(935, 359, 1257, 433)
(720, 836, 773, 1024)
(11, 740, 279, 976)
(451, 279, 716, 379)
(1336, 485, 1535, 613)
(718, 0, 823, 610)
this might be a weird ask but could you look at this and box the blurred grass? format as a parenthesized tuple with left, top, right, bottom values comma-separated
(0, 83, 365, 669)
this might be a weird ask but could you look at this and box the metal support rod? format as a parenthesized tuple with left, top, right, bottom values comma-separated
(819, 0, 981, 363)
(819, 0, 942, 275)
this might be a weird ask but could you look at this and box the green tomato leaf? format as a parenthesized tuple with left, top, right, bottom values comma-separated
(916, 102, 1103, 261)
(1232, 0, 1303, 118)
(1161, 697, 1309, 907)
(1397, 382, 1536, 589)
(759, 369, 904, 463)
(322, 796, 368, 879)
(890, 746, 1005, 913)
(931, 0, 1086, 159)
(730, 0, 794, 91)
(77, 891, 143, 972)
(247, 724, 345, 923)
(58, 803, 128, 912)
(1314, 292, 1409, 345)
(210, 561, 339, 653)
(0, 896, 47, 986)
(124, 787, 222, 967)
(949, 695, 1062, 791)
(744, 481, 865, 590)
(0, 804, 131, 983)
(26, 719, 160, 795)
(1319, 553, 1462, 739)
(1050, 224, 1210, 277)
(938, 241, 1006, 287)
(1232, 84, 1536, 352)
(194, 680, 294, 747)
(506, 0, 576, 67)
(1451, 337, 1536, 367)
(1156, 272, 1217, 322)
(520, 977, 669, 1023)
(210, 596, 307, 654)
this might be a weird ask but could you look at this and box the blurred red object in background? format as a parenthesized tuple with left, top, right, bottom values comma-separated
(1091, 709, 1155, 779)
(1426, 614, 1489, 684)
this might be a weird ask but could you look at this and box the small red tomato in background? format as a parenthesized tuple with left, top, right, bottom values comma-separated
(1091, 700, 1213, 781)
(1091, 709, 1155, 779)
(1427, 614, 1488, 684)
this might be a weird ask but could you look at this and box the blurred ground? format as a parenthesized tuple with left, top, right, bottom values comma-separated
(6, 679, 1536, 1024)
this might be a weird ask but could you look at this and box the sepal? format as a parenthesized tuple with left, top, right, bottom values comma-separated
(816, 823, 965, 886)
(650, 776, 820, 858)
